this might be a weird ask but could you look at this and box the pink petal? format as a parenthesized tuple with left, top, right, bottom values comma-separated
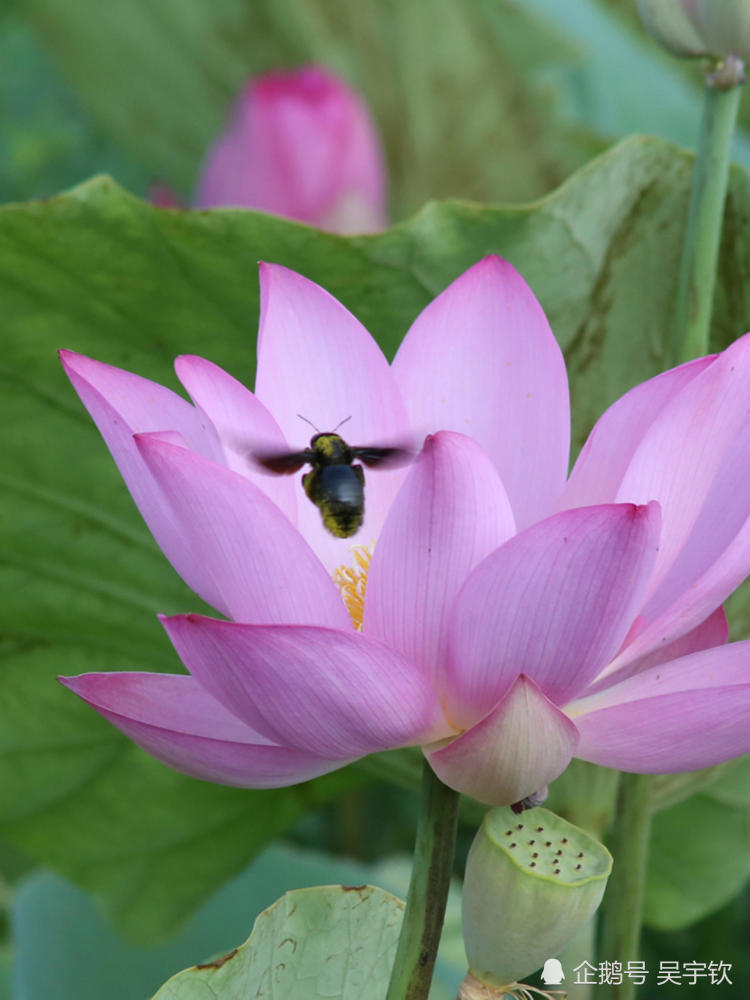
(560, 356, 713, 509)
(363, 431, 515, 695)
(161, 615, 449, 757)
(59, 672, 342, 787)
(445, 503, 661, 727)
(643, 416, 750, 621)
(174, 354, 297, 523)
(586, 605, 728, 693)
(60, 351, 231, 614)
(135, 434, 351, 628)
(145, 429, 189, 448)
(391, 256, 570, 529)
(254, 263, 412, 570)
(425, 676, 580, 806)
(60, 351, 220, 458)
(570, 642, 750, 772)
(616, 334, 750, 594)
(196, 67, 386, 233)
(603, 511, 750, 676)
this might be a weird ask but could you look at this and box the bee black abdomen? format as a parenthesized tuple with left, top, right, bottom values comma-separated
(305, 464, 365, 538)
(320, 498, 364, 538)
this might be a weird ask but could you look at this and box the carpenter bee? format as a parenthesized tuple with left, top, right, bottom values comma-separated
(256, 416, 411, 538)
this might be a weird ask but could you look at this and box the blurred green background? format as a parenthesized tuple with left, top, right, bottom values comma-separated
(6, 0, 750, 213)
(2, 1, 750, 997)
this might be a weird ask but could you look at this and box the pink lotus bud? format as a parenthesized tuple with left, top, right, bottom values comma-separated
(195, 66, 388, 233)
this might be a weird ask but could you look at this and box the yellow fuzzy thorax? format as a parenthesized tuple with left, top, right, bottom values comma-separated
(312, 433, 347, 461)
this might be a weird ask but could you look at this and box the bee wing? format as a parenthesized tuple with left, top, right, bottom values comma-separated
(350, 445, 413, 468)
(253, 449, 314, 474)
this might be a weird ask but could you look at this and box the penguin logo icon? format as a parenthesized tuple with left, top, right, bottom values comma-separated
(541, 958, 565, 985)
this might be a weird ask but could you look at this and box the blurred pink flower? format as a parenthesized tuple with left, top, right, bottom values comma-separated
(59, 258, 750, 804)
(190, 65, 387, 233)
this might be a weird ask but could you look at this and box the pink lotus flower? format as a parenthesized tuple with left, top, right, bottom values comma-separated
(192, 65, 387, 233)
(59, 257, 750, 806)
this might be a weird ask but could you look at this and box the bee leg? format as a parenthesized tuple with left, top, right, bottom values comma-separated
(302, 469, 316, 502)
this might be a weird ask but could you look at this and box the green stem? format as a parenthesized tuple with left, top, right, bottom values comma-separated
(598, 773, 653, 1000)
(385, 761, 460, 1000)
(674, 69, 743, 364)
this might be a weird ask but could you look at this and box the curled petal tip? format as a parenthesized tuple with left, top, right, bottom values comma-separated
(132, 430, 175, 453)
(58, 348, 86, 372)
(57, 674, 89, 696)
(159, 611, 198, 627)
(131, 432, 155, 457)
(476, 253, 509, 269)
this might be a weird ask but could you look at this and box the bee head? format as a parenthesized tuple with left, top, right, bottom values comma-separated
(310, 432, 351, 463)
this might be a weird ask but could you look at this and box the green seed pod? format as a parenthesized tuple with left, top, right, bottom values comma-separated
(461, 805, 612, 993)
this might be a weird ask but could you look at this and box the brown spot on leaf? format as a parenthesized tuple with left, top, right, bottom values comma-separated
(194, 947, 238, 970)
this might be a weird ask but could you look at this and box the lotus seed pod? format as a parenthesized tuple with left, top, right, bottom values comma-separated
(460, 805, 612, 992)
(636, 0, 706, 57)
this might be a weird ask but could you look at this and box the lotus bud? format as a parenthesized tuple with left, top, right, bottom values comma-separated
(636, 0, 706, 57)
(691, 0, 750, 79)
(459, 805, 612, 998)
(195, 65, 388, 233)
(638, 0, 750, 80)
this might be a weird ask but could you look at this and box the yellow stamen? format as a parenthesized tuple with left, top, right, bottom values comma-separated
(332, 543, 373, 631)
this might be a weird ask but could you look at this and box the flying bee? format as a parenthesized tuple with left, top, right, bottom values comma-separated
(255, 416, 411, 538)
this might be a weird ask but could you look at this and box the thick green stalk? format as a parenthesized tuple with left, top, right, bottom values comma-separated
(675, 66, 743, 363)
(385, 761, 460, 1000)
(598, 773, 653, 1000)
